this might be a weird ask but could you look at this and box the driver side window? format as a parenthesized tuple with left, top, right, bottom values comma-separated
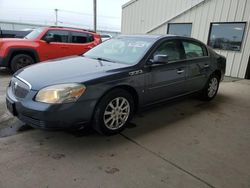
(43, 30, 69, 43)
(153, 40, 184, 62)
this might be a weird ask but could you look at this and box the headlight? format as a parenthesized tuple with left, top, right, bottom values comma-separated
(35, 83, 86, 104)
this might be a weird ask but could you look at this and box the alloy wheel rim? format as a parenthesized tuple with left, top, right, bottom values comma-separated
(208, 77, 218, 98)
(103, 97, 130, 130)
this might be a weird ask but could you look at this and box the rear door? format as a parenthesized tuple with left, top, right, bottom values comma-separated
(181, 40, 211, 92)
(39, 30, 70, 60)
(67, 31, 95, 55)
(144, 39, 188, 104)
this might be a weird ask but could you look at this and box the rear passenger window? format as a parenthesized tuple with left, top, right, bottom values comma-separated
(71, 32, 94, 43)
(43, 30, 69, 43)
(182, 41, 207, 59)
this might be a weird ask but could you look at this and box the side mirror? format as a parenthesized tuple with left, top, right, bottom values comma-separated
(44, 35, 54, 43)
(152, 54, 169, 64)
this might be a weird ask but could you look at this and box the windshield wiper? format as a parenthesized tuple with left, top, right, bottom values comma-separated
(95, 57, 112, 62)
(84, 56, 115, 63)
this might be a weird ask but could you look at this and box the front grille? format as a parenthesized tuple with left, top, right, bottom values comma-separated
(11, 77, 30, 98)
(18, 114, 46, 128)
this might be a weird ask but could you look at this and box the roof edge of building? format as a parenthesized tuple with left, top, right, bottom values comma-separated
(122, 0, 138, 9)
(146, 0, 210, 33)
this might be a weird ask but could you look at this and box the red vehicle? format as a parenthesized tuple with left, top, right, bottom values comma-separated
(0, 26, 102, 72)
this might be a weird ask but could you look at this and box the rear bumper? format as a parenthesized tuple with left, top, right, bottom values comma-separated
(219, 69, 225, 81)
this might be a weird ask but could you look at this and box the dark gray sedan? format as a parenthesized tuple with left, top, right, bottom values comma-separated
(6, 35, 226, 135)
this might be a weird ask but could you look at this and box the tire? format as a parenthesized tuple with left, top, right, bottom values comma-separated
(10, 54, 34, 73)
(200, 74, 220, 101)
(93, 89, 134, 135)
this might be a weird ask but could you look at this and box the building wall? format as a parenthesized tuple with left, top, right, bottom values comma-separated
(168, 0, 250, 78)
(121, 0, 205, 34)
(122, 0, 250, 78)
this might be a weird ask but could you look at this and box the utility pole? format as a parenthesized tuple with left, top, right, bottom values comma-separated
(93, 0, 97, 32)
(55, 8, 58, 26)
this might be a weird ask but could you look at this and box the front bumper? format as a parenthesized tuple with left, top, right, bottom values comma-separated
(0, 56, 9, 67)
(6, 86, 96, 130)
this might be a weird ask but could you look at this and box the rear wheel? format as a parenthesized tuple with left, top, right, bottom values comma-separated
(93, 89, 134, 135)
(10, 54, 34, 73)
(200, 74, 220, 101)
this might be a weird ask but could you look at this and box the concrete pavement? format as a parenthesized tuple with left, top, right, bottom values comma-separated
(0, 69, 250, 188)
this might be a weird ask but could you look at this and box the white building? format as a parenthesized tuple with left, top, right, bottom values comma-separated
(121, 0, 250, 79)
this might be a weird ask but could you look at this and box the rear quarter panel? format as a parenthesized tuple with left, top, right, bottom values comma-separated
(209, 48, 226, 78)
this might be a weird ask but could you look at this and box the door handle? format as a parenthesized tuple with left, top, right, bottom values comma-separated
(177, 70, 185, 74)
(60, 46, 69, 49)
(204, 64, 210, 68)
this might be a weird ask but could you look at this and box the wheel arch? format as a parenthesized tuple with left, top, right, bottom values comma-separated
(93, 85, 140, 117)
(6, 48, 40, 67)
(213, 70, 222, 80)
(114, 85, 139, 112)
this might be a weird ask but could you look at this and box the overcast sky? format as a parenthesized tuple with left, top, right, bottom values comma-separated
(0, 0, 129, 31)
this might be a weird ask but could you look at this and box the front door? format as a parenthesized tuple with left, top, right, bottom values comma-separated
(144, 39, 188, 104)
(39, 30, 70, 61)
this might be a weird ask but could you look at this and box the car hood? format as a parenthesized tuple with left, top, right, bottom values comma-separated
(15, 56, 131, 90)
(0, 38, 27, 42)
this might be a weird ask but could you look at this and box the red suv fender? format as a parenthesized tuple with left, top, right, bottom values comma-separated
(3, 48, 40, 67)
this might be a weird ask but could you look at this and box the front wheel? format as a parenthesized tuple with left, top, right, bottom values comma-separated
(10, 54, 34, 73)
(93, 89, 134, 135)
(200, 74, 220, 101)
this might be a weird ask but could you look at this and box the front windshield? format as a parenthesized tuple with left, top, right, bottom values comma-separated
(84, 37, 154, 65)
(25, 27, 44, 39)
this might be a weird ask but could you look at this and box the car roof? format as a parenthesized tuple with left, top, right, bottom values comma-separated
(119, 34, 170, 39)
(117, 34, 196, 41)
(45, 26, 97, 34)
(117, 34, 206, 45)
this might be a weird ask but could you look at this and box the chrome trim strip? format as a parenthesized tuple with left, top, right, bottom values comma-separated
(16, 76, 32, 90)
